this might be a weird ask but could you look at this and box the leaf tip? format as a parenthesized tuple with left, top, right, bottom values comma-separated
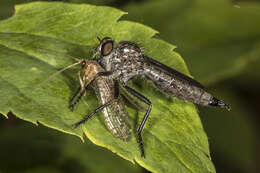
(0, 112, 8, 119)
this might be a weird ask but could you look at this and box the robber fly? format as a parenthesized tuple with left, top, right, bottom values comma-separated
(92, 37, 230, 158)
(42, 57, 131, 141)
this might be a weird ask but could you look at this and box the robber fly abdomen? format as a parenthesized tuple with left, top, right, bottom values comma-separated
(69, 60, 131, 141)
(143, 56, 226, 107)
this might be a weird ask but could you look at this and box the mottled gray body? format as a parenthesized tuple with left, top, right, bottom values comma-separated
(99, 41, 214, 106)
(81, 61, 131, 141)
(93, 37, 229, 158)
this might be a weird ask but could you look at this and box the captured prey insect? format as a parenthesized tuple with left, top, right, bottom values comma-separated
(42, 57, 131, 141)
(70, 60, 131, 141)
(93, 37, 231, 157)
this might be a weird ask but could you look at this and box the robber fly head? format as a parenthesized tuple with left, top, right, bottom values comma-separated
(94, 37, 114, 57)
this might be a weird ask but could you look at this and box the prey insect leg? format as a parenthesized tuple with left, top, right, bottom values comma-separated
(69, 88, 86, 111)
(122, 83, 152, 158)
(69, 86, 81, 104)
(69, 71, 87, 111)
(73, 78, 120, 128)
(73, 99, 114, 128)
(78, 71, 85, 92)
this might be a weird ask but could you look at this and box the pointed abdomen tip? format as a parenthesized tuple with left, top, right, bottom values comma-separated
(209, 97, 231, 111)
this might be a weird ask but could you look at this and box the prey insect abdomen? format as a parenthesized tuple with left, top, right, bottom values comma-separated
(144, 58, 212, 106)
(93, 76, 131, 141)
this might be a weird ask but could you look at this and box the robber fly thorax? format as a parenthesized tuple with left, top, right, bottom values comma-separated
(93, 37, 230, 158)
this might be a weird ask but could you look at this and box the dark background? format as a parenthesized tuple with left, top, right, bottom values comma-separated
(1, 0, 260, 172)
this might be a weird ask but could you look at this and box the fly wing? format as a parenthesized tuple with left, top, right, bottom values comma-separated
(144, 56, 204, 89)
(143, 55, 210, 105)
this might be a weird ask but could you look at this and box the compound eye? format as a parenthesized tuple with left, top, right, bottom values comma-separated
(101, 39, 113, 56)
(81, 60, 87, 68)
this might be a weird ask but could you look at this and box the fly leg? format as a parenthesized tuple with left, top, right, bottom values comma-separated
(122, 83, 152, 158)
(69, 86, 81, 104)
(97, 71, 113, 77)
(69, 89, 86, 111)
(73, 79, 119, 128)
(69, 71, 87, 111)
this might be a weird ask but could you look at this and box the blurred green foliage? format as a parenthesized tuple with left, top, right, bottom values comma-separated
(0, 0, 260, 173)
(123, 0, 260, 85)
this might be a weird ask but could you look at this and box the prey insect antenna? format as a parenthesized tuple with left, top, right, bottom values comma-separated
(36, 60, 84, 88)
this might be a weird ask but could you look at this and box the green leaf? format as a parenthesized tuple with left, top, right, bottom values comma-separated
(0, 117, 143, 173)
(123, 0, 260, 85)
(0, 2, 215, 173)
